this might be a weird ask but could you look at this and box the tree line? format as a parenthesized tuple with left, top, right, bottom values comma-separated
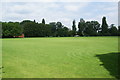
(1, 16, 120, 38)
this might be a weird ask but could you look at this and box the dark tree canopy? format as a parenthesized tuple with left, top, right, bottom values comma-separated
(109, 24, 118, 36)
(72, 20, 76, 31)
(56, 22, 63, 28)
(101, 17, 109, 36)
(72, 20, 76, 36)
(2, 22, 23, 38)
(118, 26, 120, 36)
(1, 17, 119, 38)
(78, 18, 86, 36)
(84, 21, 98, 36)
(42, 18, 45, 24)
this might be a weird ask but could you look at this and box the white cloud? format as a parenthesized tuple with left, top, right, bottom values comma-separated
(64, 2, 89, 12)
(85, 11, 118, 27)
(2, 0, 119, 2)
(1, 2, 118, 28)
(64, 5, 81, 11)
(82, 2, 118, 26)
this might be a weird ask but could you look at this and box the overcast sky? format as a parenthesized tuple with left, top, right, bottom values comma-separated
(1, 1, 118, 29)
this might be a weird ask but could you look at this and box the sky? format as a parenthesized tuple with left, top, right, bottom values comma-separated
(1, 1, 118, 29)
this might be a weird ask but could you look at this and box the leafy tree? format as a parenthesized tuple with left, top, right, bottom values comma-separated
(84, 21, 99, 36)
(84, 21, 94, 36)
(2, 16, 118, 37)
(42, 18, 45, 24)
(118, 26, 120, 31)
(109, 24, 118, 36)
(78, 18, 86, 36)
(118, 26, 120, 36)
(23, 21, 39, 37)
(101, 17, 110, 36)
(68, 30, 74, 37)
(20, 20, 33, 25)
(72, 20, 76, 36)
(91, 21, 100, 32)
(56, 22, 63, 28)
(34, 20, 36, 23)
(0, 22, 2, 38)
(56, 22, 63, 36)
(2, 22, 23, 37)
(49, 22, 57, 36)
(62, 27, 69, 37)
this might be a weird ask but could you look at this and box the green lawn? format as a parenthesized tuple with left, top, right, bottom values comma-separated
(0, 39, 2, 78)
(2, 37, 118, 78)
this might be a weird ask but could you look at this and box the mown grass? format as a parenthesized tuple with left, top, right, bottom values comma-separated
(2, 37, 118, 78)
(0, 39, 2, 78)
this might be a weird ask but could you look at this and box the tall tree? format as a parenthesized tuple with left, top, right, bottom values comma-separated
(42, 18, 45, 24)
(78, 18, 86, 36)
(72, 20, 76, 36)
(34, 20, 36, 23)
(101, 17, 109, 36)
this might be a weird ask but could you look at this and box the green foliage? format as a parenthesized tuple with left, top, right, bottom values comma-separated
(78, 19, 100, 36)
(23, 21, 39, 37)
(2, 22, 23, 37)
(101, 17, 109, 36)
(0, 22, 2, 38)
(78, 18, 86, 36)
(21, 20, 70, 37)
(1, 17, 119, 37)
(109, 24, 118, 36)
(84, 21, 100, 36)
(49, 22, 57, 36)
(72, 20, 76, 36)
(56, 22, 63, 28)
(118, 26, 120, 36)
(42, 18, 45, 24)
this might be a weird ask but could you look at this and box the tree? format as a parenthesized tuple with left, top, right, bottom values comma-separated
(91, 21, 100, 32)
(78, 18, 86, 36)
(42, 18, 45, 24)
(34, 20, 36, 23)
(1, 17, 117, 37)
(2, 22, 23, 37)
(20, 20, 33, 25)
(62, 27, 69, 37)
(23, 21, 39, 37)
(72, 20, 76, 36)
(56, 22, 63, 37)
(0, 22, 2, 38)
(49, 22, 57, 36)
(83, 21, 100, 36)
(109, 24, 118, 36)
(118, 26, 120, 36)
(101, 17, 109, 36)
(56, 22, 63, 28)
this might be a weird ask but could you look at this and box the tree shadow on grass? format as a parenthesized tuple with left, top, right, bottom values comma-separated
(95, 52, 120, 79)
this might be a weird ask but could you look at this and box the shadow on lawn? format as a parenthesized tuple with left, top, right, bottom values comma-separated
(96, 52, 120, 79)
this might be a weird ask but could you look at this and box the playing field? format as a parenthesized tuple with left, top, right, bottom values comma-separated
(2, 37, 118, 78)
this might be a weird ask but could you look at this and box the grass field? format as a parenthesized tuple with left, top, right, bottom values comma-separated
(0, 39, 2, 78)
(2, 37, 118, 78)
